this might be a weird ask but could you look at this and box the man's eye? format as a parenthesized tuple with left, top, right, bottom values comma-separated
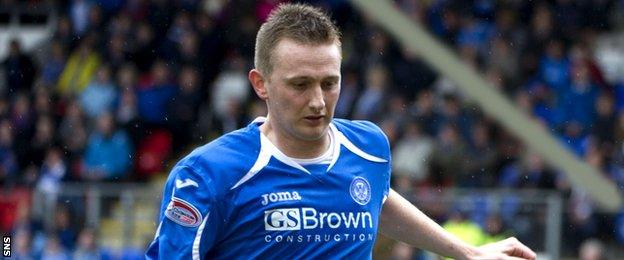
(322, 82, 337, 89)
(292, 82, 307, 89)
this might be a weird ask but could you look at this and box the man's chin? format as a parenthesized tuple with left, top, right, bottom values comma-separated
(296, 126, 329, 141)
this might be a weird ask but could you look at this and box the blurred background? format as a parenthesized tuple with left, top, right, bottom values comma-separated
(1, 0, 624, 259)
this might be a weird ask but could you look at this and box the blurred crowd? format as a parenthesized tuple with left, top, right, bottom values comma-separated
(2, 0, 624, 258)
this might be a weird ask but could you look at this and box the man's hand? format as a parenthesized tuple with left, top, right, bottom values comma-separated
(466, 237, 536, 260)
(379, 190, 537, 260)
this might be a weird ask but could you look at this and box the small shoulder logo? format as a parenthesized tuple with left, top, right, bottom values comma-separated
(175, 178, 199, 189)
(350, 177, 371, 205)
(165, 197, 203, 227)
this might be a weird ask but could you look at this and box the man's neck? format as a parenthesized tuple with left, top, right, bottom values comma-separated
(260, 120, 330, 159)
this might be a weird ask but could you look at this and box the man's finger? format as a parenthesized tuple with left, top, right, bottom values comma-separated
(503, 256, 531, 260)
(506, 238, 536, 260)
(473, 254, 526, 260)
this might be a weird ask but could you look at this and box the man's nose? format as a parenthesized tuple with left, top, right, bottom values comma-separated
(308, 85, 325, 111)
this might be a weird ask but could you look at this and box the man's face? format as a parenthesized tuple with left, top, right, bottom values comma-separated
(264, 39, 341, 141)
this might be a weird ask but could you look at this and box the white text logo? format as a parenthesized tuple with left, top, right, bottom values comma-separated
(264, 207, 373, 231)
(264, 208, 301, 231)
(261, 191, 302, 205)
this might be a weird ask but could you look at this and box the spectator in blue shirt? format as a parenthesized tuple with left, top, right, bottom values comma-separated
(82, 112, 132, 181)
(80, 65, 118, 120)
(539, 39, 570, 94)
(559, 62, 599, 130)
(136, 61, 178, 124)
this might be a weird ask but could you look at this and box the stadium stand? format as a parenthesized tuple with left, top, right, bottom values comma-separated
(1, 0, 624, 258)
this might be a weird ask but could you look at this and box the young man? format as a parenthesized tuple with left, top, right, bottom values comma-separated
(146, 4, 536, 259)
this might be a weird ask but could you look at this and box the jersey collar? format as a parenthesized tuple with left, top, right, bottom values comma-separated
(230, 117, 386, 190)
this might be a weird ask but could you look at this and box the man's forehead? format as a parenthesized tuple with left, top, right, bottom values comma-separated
(274, 37, 340, 51)
(271, 39, 341, 79)
(273, 38, 341, 62)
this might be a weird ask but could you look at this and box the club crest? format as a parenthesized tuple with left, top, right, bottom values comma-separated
(350, 177, 371, 205)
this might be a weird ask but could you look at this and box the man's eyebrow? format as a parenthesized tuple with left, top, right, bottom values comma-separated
(285, 75, 340, 81)
(323, 76, 340, 81)
(285, 76, 313, 81)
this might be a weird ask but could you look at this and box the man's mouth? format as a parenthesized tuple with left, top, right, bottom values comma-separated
(304, 115, 325, 123)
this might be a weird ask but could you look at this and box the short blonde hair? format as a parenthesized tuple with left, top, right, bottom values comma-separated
(254, 3, 341, 77)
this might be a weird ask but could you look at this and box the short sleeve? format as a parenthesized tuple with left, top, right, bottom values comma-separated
(146, 165, 220, 259)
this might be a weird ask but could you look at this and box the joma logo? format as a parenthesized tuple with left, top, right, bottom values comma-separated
(261, 191, 302, 205)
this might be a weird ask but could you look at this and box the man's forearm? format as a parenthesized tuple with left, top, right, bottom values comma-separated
(379, 189, 476, 259)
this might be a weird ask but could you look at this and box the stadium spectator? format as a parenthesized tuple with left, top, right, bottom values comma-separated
(567, 189, 598, 251)
(431, 123, 468, 186)
(40, 234, 71, 259)
(442, 209, 485, 246)
(211, 53, 250, 129)
(13, 228, 35, 259)
(409, 89, 441, 136)
(168, 66, 201, 151)
(354, 65, 388, 120)
(52, 16, 76, 51)
(539, 39, 570, 96)
(70, 0, 93, 36)
(136, 60, 177, 125)
(465, 121, 497, 187)
(334, 70, 359, 118)
(486, 36, 519, 87)
(104, 34, 129, 73)
(73, 227, 105, 259)
(53, 205, 77, 251)
(33, 147, 66, 225)
(131, 22, 158, 73)
(80, 65, 118, 120)
(33, 86, 53, 117)
(1, 39, 37, 96)
(559, 121, 588, 156)
(0, 119, 18, 185)
(389, 241, 415, 260)
(482, 214, 510, 244)
(592, 93, 616, 144)
(393, 121, 434, 192)
(113, 64, 139, 127)
(559, 62, 599, 130)
(58, 100, 88, 159)
(41, 41, 66, 88)
(107, 10, 133, 40)
(578, 238, 606, 260)
(25, 116, 56, 172)
(82, 112, 132, 181)
(57, 36, 101, 97)
(172, 30, 202, 69)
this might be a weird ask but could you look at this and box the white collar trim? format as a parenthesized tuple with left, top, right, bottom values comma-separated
(230, 117, 387, 190)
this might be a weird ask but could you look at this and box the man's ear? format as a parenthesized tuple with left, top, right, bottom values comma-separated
(249, 69, 268, 100)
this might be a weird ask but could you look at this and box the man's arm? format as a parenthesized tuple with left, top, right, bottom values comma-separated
(380, 189, 536, 260)
(146, 165, 219, 259)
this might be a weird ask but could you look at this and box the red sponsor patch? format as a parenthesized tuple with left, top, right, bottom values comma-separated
(165, 198, 202, 227)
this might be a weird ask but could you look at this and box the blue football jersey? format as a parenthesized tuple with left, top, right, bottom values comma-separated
(146, 117, 391, 259)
